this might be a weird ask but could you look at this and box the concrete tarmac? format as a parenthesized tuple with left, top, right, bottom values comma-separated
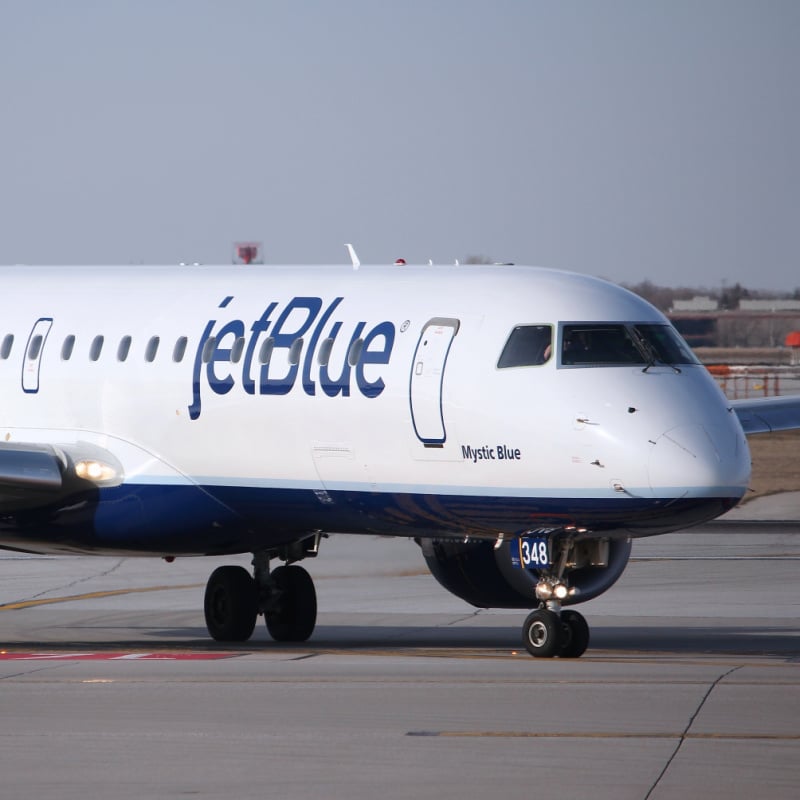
(0, 496, 798, 800)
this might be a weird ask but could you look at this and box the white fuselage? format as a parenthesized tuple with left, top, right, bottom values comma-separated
(0, 264, 750, 555)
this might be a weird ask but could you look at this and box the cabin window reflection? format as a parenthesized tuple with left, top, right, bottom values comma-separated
(1, 334, 14, 359)
(231, 337, 245, 364)
(497, 325, 553, 368)
(317, 337, 334, 366)
(173, 336, 188, 363)
(89, 335, 104, 362)
(117, 336, 132, 362)
(61, 335, 75, 361)
(258, 337, 274, 365)
(288, 338, 304, 366)
(145, 336, 160, 363)
(347, 338, 364, 367)
(28, 335, 44, 361)
(202, 337, 216, 364)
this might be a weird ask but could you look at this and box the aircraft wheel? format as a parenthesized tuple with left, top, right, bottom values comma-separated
(265, 564, 317, 642)
(204, 565, 258, 642)
(522, 608, 562, 657)
(559, 609, 590, 658)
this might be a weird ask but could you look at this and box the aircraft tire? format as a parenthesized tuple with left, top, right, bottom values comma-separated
(522, 608, 562, 657)
(265, 564, 317, 642)
(559, 609, 590, 658)
(204, 565, 258, 642)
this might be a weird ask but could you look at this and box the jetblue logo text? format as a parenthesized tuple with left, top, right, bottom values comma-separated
(189, 296, 395, 420)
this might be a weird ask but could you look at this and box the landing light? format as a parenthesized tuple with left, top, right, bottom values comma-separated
(74, 459, 118, 483)
(535, 580, 570, 601)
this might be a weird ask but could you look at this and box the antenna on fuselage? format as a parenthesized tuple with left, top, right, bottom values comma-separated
(345, 243, 360, 270)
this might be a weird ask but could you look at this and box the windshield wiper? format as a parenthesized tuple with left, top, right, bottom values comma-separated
(633, 329, 681, 374)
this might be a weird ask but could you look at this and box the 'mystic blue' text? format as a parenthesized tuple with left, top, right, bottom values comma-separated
(188, 296, 395, 419)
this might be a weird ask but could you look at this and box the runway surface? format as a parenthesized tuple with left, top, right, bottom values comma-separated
(1, 494, 798, 800)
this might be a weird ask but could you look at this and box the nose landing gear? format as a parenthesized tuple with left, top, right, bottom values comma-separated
(521, 536, 591, 658)
(522, 605, 590, 658)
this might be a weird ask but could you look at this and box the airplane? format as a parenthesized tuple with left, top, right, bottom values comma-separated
(1, 261, 798, 658)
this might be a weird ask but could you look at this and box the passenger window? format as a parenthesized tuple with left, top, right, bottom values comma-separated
(28, 335, 44, 361)
(202, 337, 216, 364)
(258, 337, 274, 365)
(89, 336, 104, 362)
(145, 336, 160, 363)
(347, 338, 364, 367)
(1, 334, 13, 359)
(61, 335, 75, 361)
(288, 338, 304, 366)
(497, 325, 553, 368)
(317, 337, 334, 366)
(173, 336, 188, 363)
(231, 337, 245, 364)
(118, 336, 132, 362)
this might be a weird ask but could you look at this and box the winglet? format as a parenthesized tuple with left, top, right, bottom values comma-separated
(345, 243, 360, 270)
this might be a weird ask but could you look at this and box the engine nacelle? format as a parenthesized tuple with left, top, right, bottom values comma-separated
(420, 536, 632, 608)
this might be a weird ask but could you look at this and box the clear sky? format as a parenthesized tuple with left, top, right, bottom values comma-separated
(1, 1, 798, 290)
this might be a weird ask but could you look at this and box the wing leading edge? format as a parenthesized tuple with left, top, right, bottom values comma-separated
(731, 395, 800, 434)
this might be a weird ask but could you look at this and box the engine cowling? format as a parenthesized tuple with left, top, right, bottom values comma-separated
(419, 536, 631, 608)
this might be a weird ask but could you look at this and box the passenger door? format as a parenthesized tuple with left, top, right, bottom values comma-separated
(22, 318, 53, 394)
(409, 317, 460, 446)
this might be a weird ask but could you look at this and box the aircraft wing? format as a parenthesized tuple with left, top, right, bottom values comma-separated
(730, 395, 800, 434)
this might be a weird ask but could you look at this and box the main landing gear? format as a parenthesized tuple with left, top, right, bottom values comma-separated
(203, 538, 320, 643)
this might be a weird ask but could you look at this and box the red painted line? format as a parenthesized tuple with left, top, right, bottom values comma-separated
(0, 652, 241, 661)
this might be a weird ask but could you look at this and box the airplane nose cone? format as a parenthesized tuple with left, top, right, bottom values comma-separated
(647, 424, 748, 498)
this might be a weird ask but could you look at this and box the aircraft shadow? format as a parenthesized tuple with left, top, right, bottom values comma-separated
(4, 622, 797, 659)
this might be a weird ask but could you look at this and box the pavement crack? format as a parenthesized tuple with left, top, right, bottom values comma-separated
(643, 665, 741, 800)
(22, 558, 127, 604)
(440, 609, 485, 627)
(0, 662, 73, 681)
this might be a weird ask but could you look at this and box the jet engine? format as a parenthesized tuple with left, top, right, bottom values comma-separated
(419, 536, 631, 608)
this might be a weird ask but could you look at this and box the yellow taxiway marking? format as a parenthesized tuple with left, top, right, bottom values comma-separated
(0, 583, 202, 611)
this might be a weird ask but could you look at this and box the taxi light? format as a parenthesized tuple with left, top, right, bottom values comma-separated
(553, 583, 569, 600)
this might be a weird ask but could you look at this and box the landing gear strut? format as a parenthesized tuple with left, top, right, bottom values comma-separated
(203, 538, 320, 643)
(521, 537, 591, 658)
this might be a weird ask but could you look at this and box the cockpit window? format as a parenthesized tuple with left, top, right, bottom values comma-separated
(561, 325, 642, 365)
(561, 323, 700, 367)
(632, 324, 700, 366)
(497, 325, 552, 368)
